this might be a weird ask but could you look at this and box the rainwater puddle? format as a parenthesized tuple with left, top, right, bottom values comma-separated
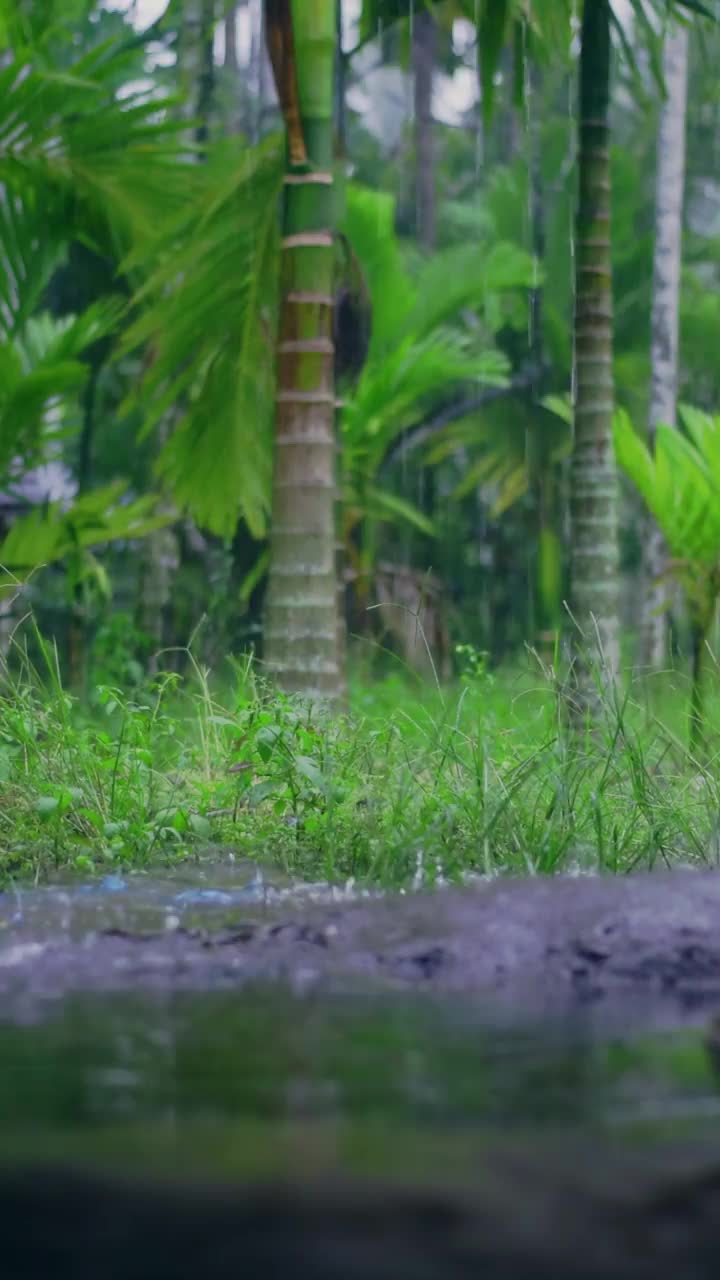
(0, 983, 719, 1182)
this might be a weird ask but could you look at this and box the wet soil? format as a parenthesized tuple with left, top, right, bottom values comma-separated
(4, 869, 720, 1278)
(2, 867, 720, 1024)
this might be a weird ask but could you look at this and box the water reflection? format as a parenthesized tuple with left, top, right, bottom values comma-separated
(0, 988, 718, 1179)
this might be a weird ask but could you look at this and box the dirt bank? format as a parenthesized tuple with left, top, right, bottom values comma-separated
(2, 869, 720, 1021)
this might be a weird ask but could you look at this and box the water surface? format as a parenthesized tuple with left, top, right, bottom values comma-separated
(1, 985, 719, 1182)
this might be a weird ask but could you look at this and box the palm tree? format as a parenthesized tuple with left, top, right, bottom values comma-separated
(357, 0, 707, 705)
(262, 0, 341, 700)
(566, 0, 619, 718)
(641, 19, 689, 670)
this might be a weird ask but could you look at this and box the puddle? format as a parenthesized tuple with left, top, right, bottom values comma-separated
(1, 985, 719, 1181)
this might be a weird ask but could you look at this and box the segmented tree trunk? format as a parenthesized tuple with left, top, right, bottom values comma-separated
(568, 0, 619, 718)
(641, 22, 688, 671)
(412, 6, 436, 250)
(263, 0, 341, 700)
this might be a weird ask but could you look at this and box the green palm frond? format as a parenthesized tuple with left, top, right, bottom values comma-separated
(341, 186, 414, 360)
(0, 184, 66, 340)
(357, 0, 715, 123)
(0, 11, 197, 487)
(0, 35, 193, 272)
(426, 400, 571, 514)
(121, 135, 284, 540)
(343, 332, 508, 459)
(0, 481, 172, 574)
(406, 241, 539, 343)
(362, 486, 435, 536)
(339, 182, 532, 541)
(0, 299, 124, 479)
(342, 185, 537, 359)
(613, 407, 720, 566)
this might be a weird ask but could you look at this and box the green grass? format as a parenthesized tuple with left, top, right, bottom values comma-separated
(1, 627, 720, 887)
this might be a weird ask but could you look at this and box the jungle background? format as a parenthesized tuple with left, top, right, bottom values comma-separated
(2, 0, 720, 883)
(2, 0, 717, 694)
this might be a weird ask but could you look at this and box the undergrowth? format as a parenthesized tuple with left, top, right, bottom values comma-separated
(1, 626, 720, 886)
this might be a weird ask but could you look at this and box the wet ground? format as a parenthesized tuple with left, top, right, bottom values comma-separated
(4, 863, 720, 1024)
(4, 865, 720, 1277)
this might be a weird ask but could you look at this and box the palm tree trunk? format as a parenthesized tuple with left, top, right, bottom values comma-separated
(195, 0, 217, 146)
(568, 0, 619, 718)
(641, 22, 689, 671)
(223, 3, 238, 71)
(412, 6, 436, 250)
(263, 0, 340, 700)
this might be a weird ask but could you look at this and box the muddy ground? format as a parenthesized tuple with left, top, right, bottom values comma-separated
(3, 867, 720, 1023)
(4, 868, 720, 1278)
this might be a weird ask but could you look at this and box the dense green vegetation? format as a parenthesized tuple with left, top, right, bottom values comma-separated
(3, 630, 720, 883)
(1, 0, 720, 884)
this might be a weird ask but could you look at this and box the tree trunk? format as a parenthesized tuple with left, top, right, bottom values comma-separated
(525, 63, 560, 662)
(223, 3, 238, 71)
(412, 7, 436, 250)
(138, 420, 181, 671)
(195, 0, 217, 146)
(263, 0, 340, 701)
(179, 0, 203, 117)
(641, 22, 689, 671)
(178, 0, 216, 142)
(567, 0, 619, 719)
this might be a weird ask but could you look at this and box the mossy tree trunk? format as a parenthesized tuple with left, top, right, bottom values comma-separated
(263, 0, 341, 701)
(568, 0, 620, 719)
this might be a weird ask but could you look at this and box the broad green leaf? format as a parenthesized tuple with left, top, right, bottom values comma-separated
(294, 756, 326, 790)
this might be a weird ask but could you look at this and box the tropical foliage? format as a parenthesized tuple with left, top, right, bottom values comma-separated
(0, 0, 718, 730)
(615, 406, 720, 745)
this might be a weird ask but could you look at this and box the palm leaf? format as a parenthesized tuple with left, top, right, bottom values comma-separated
(0, 299, 124, 479)
(0, 481, 173, 572)
(363, 486, 435, 536)
(0, 35, 193, 271)
(121, 135, 284, 540)
(613, 408, 720, 565)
